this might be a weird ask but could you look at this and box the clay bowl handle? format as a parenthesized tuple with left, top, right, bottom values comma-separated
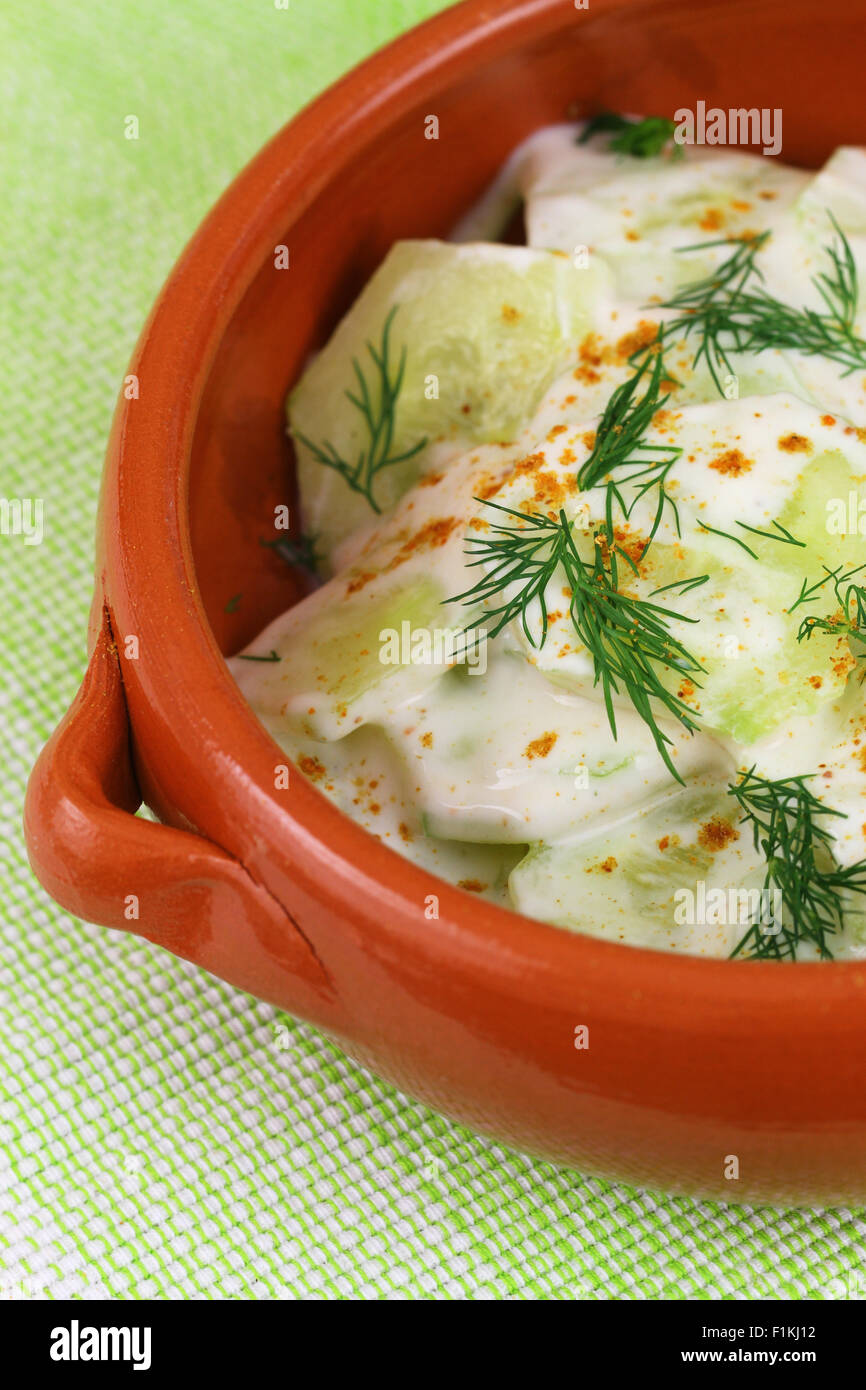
(24, 605, 334, 1013)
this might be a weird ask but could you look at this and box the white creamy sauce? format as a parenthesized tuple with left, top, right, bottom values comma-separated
(231, 124, 866, 959)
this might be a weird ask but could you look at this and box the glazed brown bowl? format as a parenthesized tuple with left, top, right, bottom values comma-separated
(24, 0, 866, 1205)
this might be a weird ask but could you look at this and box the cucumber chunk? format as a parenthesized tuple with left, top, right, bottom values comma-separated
(508, 782, 766, 954)
(289, 240, 606, 566)
(516, 128, 806, 302)
(229, 572, 447, 741)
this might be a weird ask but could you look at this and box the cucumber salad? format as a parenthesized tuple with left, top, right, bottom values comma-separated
(230, 117, 866, 961)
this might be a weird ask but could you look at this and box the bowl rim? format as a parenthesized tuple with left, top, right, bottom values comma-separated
(102, 0, 866, 1012)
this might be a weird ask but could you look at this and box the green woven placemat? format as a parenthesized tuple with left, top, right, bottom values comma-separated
(1, 0, 864, 1301)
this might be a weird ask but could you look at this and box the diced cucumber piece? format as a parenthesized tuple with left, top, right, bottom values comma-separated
(233, 438, 529, 742)
(776, 448, 866, 573)
(796, 146, 866, 237)
(663, 343, 813, 409)
(229, 572, 447, 741)
(508, 782, 767, 954)
(289, 240, 606, 566)
(518, 132, 806, 301)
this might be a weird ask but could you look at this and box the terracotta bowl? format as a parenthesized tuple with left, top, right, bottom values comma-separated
(24, 0, 866, 1205)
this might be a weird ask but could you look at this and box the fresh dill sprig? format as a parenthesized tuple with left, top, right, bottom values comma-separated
(728, 769, 866, 960)
(651, 573, 710, 598)
(578, 348, 668, 488)
(696, 517, 805, 560)
(661, 216, 866, 391)
(578, 112, 679, 160)
(792, 561, 866, 645)
(450, 349, 708, 774)
(697, 520, 762, 560)
(260, 532, 319, 574)
(814, 212, 858, 331)
(734, 213, 866, 372)
(237, 649, 281, 663)
(450, 502, 704, 779)
(735, 519, 805, 548)
(789, 560, 866, 613)
(293, 305, 427, 513)
(659, 232, 771, 392)
(450, 502, 566, 644)
(577, 349, 684, 545)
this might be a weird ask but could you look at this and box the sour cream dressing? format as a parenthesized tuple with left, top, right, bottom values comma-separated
(231, 125, 866, 960)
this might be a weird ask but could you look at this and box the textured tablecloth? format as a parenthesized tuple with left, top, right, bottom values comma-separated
(2, 0, 865, 1301)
